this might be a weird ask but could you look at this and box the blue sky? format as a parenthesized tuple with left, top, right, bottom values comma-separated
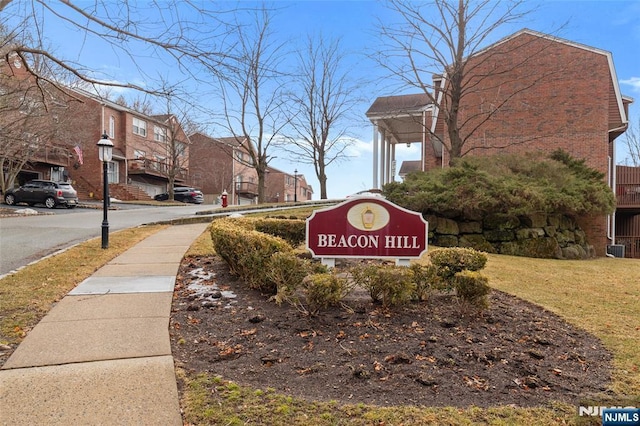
(15, 0, 640, 199)
(273, 0, 640, 198)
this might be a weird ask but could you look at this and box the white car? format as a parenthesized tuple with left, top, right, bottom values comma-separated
(346, 189, 385, 198)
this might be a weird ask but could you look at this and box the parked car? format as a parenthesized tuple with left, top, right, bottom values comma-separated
(4, 180, 79, 209)
(154, 187, 204, 204)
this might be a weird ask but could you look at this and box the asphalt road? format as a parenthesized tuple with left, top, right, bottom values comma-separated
(0, 202, 218, 276)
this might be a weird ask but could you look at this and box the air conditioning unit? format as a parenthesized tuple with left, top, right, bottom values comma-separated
(607, 244, 625, 258)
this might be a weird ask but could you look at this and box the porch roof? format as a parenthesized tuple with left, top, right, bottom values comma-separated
(366, 93, 432, 145)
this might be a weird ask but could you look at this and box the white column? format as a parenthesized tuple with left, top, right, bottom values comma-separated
(380, 129, 387, 186)
(390, 142, 396, 182)
(372, 123, 379, 189)
(385, 137, 392, 184)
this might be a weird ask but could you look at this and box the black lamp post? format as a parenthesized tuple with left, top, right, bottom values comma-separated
(293, 169, 298, 202)
(97, 132, 113, 249)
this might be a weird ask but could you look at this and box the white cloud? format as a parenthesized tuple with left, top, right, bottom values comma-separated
(620, 77, 640, 92)
(344, 137, 372, 156)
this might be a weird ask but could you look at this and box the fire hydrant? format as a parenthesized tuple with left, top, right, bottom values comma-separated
(221, 190, 228, 208)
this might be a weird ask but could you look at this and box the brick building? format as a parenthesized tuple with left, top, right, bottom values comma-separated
(61, 89, 191, 201)
(264, 167, 313, 203)
(367, 29, 634, 256)
(0, 54, 87, 189)
(188, 132, 258, 205)
(0, 53, 192, 201)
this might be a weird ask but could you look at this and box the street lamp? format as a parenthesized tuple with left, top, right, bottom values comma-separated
(293, 169, 298, 202)
(97, 132, 113, 249)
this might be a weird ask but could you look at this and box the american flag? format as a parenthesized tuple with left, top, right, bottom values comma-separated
(73, 145, 83, 165)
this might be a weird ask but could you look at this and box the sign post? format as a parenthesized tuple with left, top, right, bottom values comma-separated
(306, 197, 428, 266)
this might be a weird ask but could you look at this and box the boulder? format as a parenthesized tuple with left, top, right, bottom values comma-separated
(499, 238, 562, 259)
(458, 221, 483, 234)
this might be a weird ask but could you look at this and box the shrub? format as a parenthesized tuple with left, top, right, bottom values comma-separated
(350, 264, 415, 307)
(296, 273, 351, 316)
(383, 151, 615, 218)
(409, 263, 438, 301)
(428, 247, 488, 288)
(453, 270, 491, 311)
(210, 219, 292, 294)
(253, 218, 306, 247)
(269, 252, 327, 305)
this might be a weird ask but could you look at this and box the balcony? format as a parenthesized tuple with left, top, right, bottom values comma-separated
(616, 166, 640, 211)
(235, 181, 258, 197)
(32, 146, 71, 167)
(128, 158, 188, 182)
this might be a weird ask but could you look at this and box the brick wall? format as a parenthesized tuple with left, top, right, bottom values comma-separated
(429, 32, 618, 255)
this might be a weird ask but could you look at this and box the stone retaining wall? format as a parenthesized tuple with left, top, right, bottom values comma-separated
(426, 213, 594, 259)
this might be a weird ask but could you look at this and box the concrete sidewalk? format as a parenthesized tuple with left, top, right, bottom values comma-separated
(0, 223, 209, 425)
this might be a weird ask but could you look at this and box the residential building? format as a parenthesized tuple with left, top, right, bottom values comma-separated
(367, 29, 634, 257)
(188, 132, 259, 205)
(60, 88, 192, 202)
(0, 55, 193, 201)
(0, 54, 83, 189)
(615, 166, 640, 258)
(265, 167, 313, 203)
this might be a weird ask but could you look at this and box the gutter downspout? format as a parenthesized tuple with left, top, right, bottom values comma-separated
(608, 123, 628, 246)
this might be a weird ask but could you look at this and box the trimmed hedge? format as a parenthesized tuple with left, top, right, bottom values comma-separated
(210, 218, 292, 293)
(428, 247, 488, 285)
(224, 217, 306, 247)
(211, 217, 492, 314)
(350, 264, 415, 307)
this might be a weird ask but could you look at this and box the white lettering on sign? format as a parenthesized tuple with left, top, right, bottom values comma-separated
(317, 234, 379, 249)
(317, 234, 420, 250)
(384, 235, 420, 249)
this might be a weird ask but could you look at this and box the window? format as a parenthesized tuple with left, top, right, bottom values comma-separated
(107, 162, 119, 184)
(176, 142, 186, 156)
(154, 126, 166, 142)
(109, 116, 116, 138)
(134, 149, 145, 159)
(133, 117, 147, 137)
(154, 154, 167, 172)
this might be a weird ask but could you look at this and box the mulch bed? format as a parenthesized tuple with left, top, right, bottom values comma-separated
(169, 255, 613, 408)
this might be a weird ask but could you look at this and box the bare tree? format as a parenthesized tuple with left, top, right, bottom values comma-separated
(152, 112, 190, 200)
(283, 35, 362, 199)
(0, 46, 77, 192)
(374, 0, 561, 165)
(0, 1, 236, 99)
(217, 6, 288, 203)
(620, 115, 639, 166)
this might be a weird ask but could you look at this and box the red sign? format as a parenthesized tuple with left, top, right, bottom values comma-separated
(306, 197, 428, 259)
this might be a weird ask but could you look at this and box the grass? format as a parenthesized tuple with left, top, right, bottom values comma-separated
(177, 370, 575, 426)
(0, 224, 166, 344)
(1, 210, 638, 425)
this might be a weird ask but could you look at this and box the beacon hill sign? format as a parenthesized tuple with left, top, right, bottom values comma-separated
(306, 197, 428, 266)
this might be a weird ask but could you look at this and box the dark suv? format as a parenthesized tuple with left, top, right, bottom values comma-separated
(4, 180, 79, 209)
(154, 187, 204, 204)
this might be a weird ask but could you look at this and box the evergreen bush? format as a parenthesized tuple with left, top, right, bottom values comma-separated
(298, 273, 351, 316)
(383, 151, 615, 219)
(453, 270, 491, 311)
(269, 252, 328, 306)
(428, 247, 488, 288)
(210, 219, 292, 293)
(350, 264, 415, 307)
(409, 263, 438, 301)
